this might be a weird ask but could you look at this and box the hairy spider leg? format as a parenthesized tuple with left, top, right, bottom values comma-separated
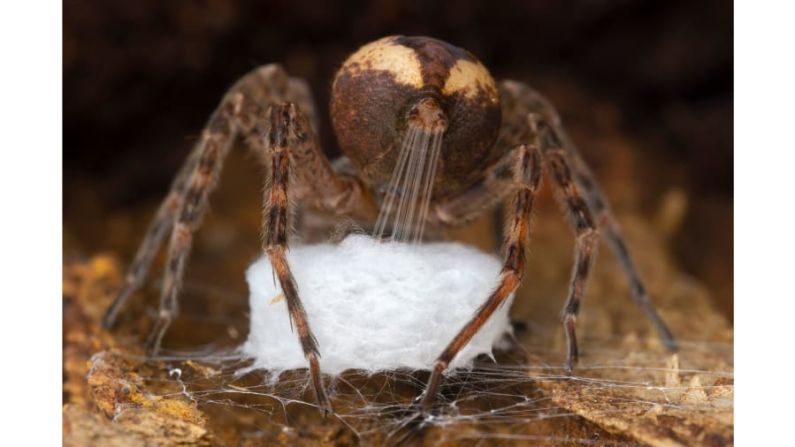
(420, 86, 679, 409)
(554, 128, 678, 351)
(144, 98, 239, 354)
(101, 151, 197, 328)
(103, 66, 375, 417)
(421, 143, 542, 412)
(432, 149, 516, 227)
(102, 65, 294, 331)
(504, 80, 677, 351)
(258, 103, 333, 415)
(532, 116, 600, 373)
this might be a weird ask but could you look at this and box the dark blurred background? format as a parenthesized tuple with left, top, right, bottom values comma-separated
(63, 0, 733, 319)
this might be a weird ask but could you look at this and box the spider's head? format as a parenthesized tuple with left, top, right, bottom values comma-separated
(330, 36, 501, 198)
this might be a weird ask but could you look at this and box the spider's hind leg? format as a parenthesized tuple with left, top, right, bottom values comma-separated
(532, 116, 600, 373)
(532, 113, 677, 373)
(555, 130, 678, 351)
(500, 80, 677, 355)
(102, 95, 242, 337)
(103, 65, 309, 341)
(101, 153, 196, 329)
(144, 99, 242, 354)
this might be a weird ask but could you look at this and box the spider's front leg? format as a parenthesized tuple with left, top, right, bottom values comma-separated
(251, 102, 375, 416)
(252, 103, 345, 415)
(420, 144, 542, 412)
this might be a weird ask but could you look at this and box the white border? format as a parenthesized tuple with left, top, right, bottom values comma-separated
(0, 1, 63, 444)
(1, 1, 787, 443)
(735, 1, 795, 443)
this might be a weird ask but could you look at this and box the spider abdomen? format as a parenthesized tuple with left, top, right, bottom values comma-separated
(330, 35, 502, 198)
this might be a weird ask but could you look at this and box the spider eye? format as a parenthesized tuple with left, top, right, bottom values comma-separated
(330, 36, 501, 186)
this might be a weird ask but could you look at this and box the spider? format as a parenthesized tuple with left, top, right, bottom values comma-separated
(102, 35, 677, 415)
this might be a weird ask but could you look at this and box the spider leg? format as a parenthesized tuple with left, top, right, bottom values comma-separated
(554, 128, 678, 351)
(499, 80, 677, 352)
(252, 102, 337, 415)
(101, 153, 196, 328)
(432, 148, 517, 227)
(103, 65, 366, 350)
(420, 143, 542, 412)
(144, 100, 241, 354)
(104, 66, 366, 414)
(102, 65, 289, 331)
(530, 115, 600, 374)
(248, 104, 376, 219)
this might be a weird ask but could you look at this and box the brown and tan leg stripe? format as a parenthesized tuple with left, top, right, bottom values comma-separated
(560, 141, 678, 351)
(421, 143, 542, 412)
(146, 103, 237, 354)
(257, 103, 331, 414)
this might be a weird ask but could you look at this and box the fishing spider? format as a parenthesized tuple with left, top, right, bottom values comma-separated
(103, 36, 677, 414)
